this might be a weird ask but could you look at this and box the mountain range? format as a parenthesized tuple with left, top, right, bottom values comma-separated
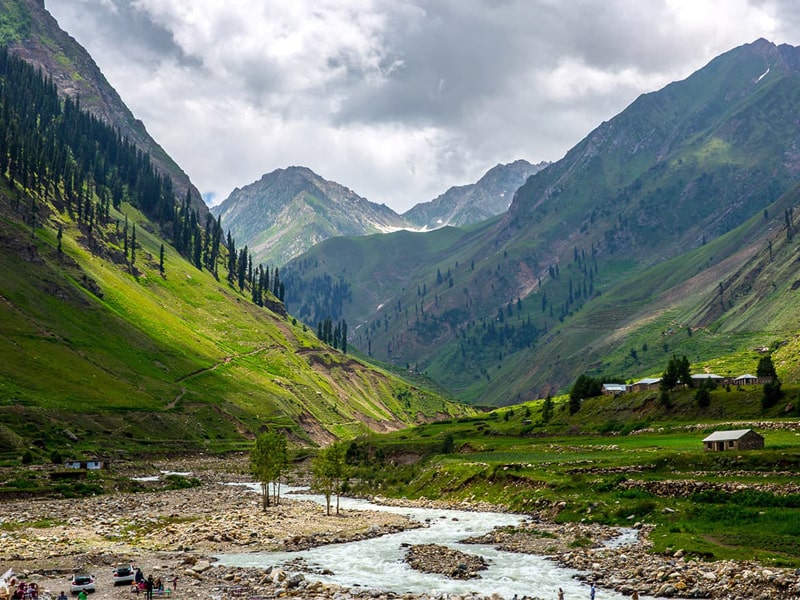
(210, 166, 408, 268)
(212, 159, 547, 267)
(2, 0, 799, 453)
(283, 38, 800, 404)
(402, 159, 549, 230)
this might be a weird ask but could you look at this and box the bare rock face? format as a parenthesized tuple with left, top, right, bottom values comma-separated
(404, 543, 488, 579)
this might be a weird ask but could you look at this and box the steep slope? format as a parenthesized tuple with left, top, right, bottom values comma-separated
(2, 0, 206, 217)
(211, 166, 411, 267)
(285, 39, 800, 404)
(0, 44, 470, 460)
(403, 160, 549, 229)
(504, 38, 800, 261)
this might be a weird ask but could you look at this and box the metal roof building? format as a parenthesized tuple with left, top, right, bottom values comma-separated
(702, 429, 764, 451)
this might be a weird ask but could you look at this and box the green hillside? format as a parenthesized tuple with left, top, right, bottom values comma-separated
(0, 48, 471, 462)
(342, 389, 800, 566)
(284, 40, 800, 404)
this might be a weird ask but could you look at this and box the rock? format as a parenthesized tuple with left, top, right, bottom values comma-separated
(656, 583, 677, 596)
(286, 573, 305, 588)
(191, 561, 212, 573)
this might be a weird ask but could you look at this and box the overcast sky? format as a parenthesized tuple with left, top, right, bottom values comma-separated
(46, 1, 800, 212)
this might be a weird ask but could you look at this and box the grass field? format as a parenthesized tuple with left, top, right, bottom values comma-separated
(344, 388, 800, 567)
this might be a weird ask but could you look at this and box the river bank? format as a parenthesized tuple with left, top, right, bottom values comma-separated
(1, 457, 798, 600)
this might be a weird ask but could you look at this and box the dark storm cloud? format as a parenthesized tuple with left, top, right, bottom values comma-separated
(47, 0, 199, 69)
(331, 0, 708, 128)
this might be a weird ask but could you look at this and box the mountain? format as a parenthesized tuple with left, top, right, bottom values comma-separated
(211, 166, 411, 267)
(3, 0, 207, 217)
(0, 24, 470, 459)
(284, 39, 800, 404)
(403, 160, 549, 229)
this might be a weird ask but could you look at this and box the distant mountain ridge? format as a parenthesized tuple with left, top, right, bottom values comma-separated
(403, 159, 549, 229)
(213, 161, 542, 267)
(211, 166, 410, 267)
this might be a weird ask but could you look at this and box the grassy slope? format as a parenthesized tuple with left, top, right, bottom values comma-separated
(287, 181, 800, 404)
(346, 387, 800, 566)
(0, 178, 473, 461)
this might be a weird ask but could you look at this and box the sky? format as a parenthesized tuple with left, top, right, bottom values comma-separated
(46, 0, 800, 212)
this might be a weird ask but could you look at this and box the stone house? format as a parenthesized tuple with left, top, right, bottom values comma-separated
(691, 374, 725, 387)
(65, 459, 108, 469)
(702, 429, 764, 452)
(630, 377, 661, 392)
(602, 383, 627, 396)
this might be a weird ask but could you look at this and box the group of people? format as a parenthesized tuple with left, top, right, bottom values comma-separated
(10, 581, 38, 600)
(553, 584, 638, 599)
(131, 568, 177, 599)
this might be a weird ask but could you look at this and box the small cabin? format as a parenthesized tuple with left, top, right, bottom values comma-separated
(733, 374, 758, 386)
(65, 459, 108, 470)
(630, 377, 661, 392)
(691, 374, 725, 388)
(602, 383, 627, 396)
(702, 429, 764, 452)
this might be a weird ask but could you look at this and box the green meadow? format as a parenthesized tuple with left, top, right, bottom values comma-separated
(345, 388, 800, 566)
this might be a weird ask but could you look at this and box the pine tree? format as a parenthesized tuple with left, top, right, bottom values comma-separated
(130, 224, 136, 268)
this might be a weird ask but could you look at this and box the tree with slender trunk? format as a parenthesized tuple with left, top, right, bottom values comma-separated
(312, 442, 349, 515)
(250, 431, 289, 511)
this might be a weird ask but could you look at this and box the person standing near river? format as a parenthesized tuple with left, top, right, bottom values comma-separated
(589, 583, 595, 600)
(557, 588, 564, 600)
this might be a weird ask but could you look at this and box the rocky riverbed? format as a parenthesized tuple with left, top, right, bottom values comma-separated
(464, 520, 800, 599)
(2, 458, 799, 600)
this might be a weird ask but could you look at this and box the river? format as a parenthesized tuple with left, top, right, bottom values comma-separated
(215, 486, 648, 600)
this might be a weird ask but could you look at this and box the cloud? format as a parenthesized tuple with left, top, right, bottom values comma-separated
(46, 0, 800, 211)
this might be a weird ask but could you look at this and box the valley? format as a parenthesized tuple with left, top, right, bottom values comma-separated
(282, 39, 800, 404)
(0, 2, 799, 596)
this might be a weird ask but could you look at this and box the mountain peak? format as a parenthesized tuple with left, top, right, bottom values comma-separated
(403, 159, 549, 229)
(212, 166, 407, 266)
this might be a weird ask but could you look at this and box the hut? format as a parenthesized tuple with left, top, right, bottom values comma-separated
(733, 374, 758, 386)
(602, 383, 627, 396)
(630, 377, 661, 392)
(691, 374, 725, 388)
(702, 429, 764, 452)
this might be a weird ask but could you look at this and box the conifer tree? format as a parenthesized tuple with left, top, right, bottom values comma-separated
(130, 224, 136, 268)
